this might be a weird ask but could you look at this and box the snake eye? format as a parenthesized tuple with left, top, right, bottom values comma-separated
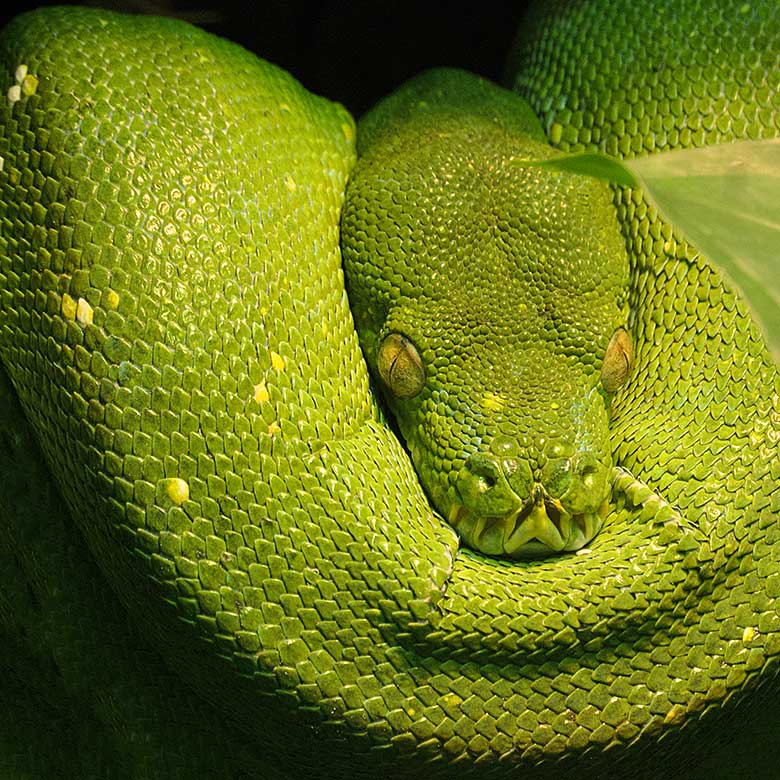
(376, 332, 426, 399)
(601, 328, 634, 393)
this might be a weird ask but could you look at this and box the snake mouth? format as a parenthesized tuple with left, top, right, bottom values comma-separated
(448, 489, 607, 559)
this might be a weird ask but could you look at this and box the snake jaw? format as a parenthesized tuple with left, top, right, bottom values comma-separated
(448, 489, 606, 559)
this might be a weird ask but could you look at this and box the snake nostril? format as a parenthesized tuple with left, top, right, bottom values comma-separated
(581, 466, 597, 489)
(477, 473, 497, 492)
(572, 451, 600, 482)
(461, 453, 504, 498)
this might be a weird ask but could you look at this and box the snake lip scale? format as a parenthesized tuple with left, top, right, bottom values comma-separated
(448, 484, 606, 558)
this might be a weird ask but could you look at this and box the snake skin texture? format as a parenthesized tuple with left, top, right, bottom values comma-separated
(0, 3, 779, 779)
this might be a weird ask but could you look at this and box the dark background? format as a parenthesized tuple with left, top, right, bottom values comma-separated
(0, 1, 531, 118)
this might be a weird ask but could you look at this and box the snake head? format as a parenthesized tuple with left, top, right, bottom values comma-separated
(341, 69, 633, 559)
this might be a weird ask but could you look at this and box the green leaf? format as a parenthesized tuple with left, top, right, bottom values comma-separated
(518, 140, 780, 364)
(519, 151, 640, 188)
(626, 140, 780, 364)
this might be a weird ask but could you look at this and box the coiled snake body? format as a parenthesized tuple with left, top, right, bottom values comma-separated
(0, 2, 778, 779)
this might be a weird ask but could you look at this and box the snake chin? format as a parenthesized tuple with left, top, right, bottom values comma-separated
(448, 491, 607, 559)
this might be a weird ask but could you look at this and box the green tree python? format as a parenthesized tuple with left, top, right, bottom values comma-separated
(0, 2, 778, 778)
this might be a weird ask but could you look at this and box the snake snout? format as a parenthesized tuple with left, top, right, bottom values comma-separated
(450, 447, 609, 559)
(541, 451, 611, 516)
(455, 452, 531, 518)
